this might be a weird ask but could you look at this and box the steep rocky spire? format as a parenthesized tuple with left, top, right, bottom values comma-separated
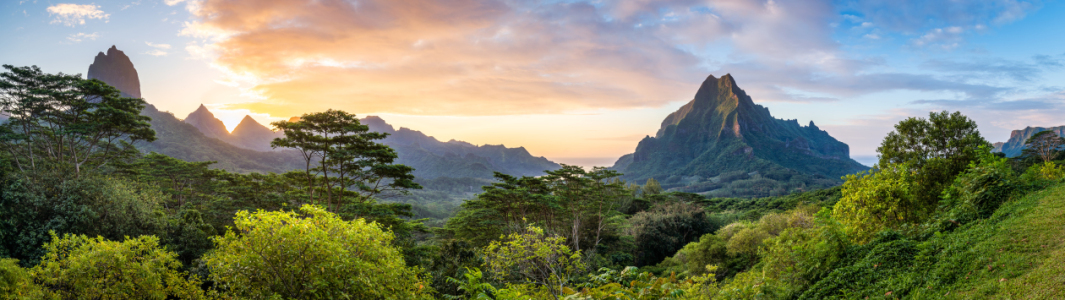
(87, 45, 141, 98)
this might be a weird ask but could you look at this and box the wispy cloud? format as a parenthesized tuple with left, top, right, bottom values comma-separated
(176, 0, 1045, 118)
(47, 3, 109, 27)
(66, 32, 99, 43)
(145, 49, 169, 56)
(146, 42, 171, 49)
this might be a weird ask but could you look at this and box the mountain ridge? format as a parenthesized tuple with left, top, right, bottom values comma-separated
(612, 74, 867, 197)
(993, 125, 1065, 157)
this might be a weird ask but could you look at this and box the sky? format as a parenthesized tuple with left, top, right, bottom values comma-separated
(3, 0, 1065, 168)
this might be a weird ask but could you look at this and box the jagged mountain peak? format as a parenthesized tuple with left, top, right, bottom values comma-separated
(615, 73, 866, 197)
(87, 45, 141, 99)
(184, 104, 230, 140)
(232, 115, 272, 133)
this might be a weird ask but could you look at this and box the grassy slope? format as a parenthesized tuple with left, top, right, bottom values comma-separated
(938, 183, 1065, 299)
(820, 183, 1065, 299)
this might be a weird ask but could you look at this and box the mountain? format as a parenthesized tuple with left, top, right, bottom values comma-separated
(184, 104, 231, 140)
(992, 126, 1065, 157)
(87, 45, 141, 98)
(612, 74, 867, 197)
(360, 116, 560, 179)
(229, 115, 284, 152)
(86, 46, 305, 174)
(139, 105, 307, 173)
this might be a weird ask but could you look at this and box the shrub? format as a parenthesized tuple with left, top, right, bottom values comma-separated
(30, 233, 204, 299)
(832, 163, 922, 243)
(627, 202, 715, 266)
(204, 204, 431, 299)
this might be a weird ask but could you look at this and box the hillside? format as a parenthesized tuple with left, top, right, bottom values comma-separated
(612, 74, 867, 197)
(993, 125, 1065, 157)
(801, 182, 1065, 299)
(138, 104, 306, 174)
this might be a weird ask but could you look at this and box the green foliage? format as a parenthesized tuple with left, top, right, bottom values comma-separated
(0, 65, 155, 176)
(271, 109, 420, 212)
(30, 233, 205, 299)
(626, 202, 715, 266)
(876, 110, 990, 218)
(833, 163, 922, 243)
(204, 204, 430, 300)
(1021, 130, 1064, 163)
(482, 225, 585, 298)
(940, 147, 1019, 223)
(565, 266, 717, 300)
(0, 258, 51, 300)
(1021, 161, 1065, 182)
(0, 175, 165, 266)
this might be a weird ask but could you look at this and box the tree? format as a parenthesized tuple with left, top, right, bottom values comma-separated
(1022, 130, 1064, 163)
(482, 225, 585, 299)
(0, 65, 155, 177)
(204, 204, 431, 300)
(30, 233, 205, 299)
(0, 176, 166, 266)
(626, 201, 715, 266)
(832, 163, 918, 243)
(643, 178, 663, 195)
(0, 258, 51, 300)
(271, 110, 420, 212)
(876, 111, 989, 212)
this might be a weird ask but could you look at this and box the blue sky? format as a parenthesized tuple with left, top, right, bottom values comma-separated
(3, 0, 1064, 167)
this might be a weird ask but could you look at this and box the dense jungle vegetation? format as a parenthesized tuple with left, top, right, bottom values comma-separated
(2, 65, 1065, 299)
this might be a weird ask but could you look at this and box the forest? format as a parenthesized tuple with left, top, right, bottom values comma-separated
(3, 64, 1065, 299)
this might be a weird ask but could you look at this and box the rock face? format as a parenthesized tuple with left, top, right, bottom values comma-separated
(993, 126, 1065, 157)
(87, 45, 141, 98)
(230, 115, 283, 152)
(184, 104, 231, 140)
(612, 74, 867, 195)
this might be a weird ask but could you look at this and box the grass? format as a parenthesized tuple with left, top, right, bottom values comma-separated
(939, 183, 1065, 299)
(800, 182, 1065, 299)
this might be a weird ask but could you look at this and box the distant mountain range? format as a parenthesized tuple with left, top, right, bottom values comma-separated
(611, 74, 867, 197)
(993, 126, 1065, 157)
(184, 105, 283, 152)
(86, 45, 558, 179)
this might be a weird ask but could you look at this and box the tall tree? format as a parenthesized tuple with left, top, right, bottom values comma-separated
(1022, 130, 1064, 163)
(0, 65, 155, 177)
(876, 111, 988, 211)
(271, 110, 420, 211)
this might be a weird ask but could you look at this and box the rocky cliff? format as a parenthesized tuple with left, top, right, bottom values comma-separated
(87, 45, 141, 98)
(612, 74, 867, 197)
(993, 126, 1065, 157)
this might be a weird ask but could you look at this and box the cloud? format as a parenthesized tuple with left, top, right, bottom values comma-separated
(145, 50, 169, 56)
(66, 32, 99, 43)
(180, 0, 863, 116)
(838, 0, 1039, 32)
(47, 3, 109, 27)
(164, 0, 186, 5)
(923, 55, 1062, 82)
(178, 0, 1036, 117)
(146, 42, 172, 49)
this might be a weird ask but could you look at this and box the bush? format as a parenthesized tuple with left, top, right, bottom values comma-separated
(30, 233, 204, 299)
(832, 163, 923, 243)
(627, 202, 715, 266)
(940, 148, 1018, 222)
(0, 175, 165, 266)
(0, 258, 50, 300)
(204, 204, 431, 299)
